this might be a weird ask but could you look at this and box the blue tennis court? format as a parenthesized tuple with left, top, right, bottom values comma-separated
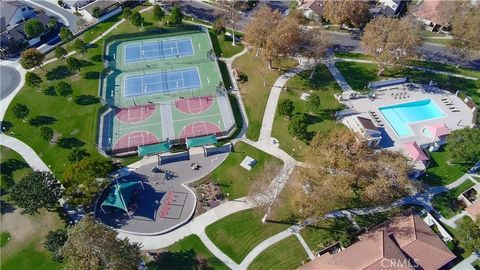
(124, 68, 202, 98)
(124, 38, 194, 63)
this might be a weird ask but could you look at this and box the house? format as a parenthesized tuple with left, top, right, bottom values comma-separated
(300, 213, 456, 270)
(413, 0, 456, 32)
(62, 0, 94, 10)
(0, 0, 36, 32)
(370, 0, 407, 17)
(81, 0, 136, 21)
(355, 116, 382, 148)
(402, 141, 429, 170)
(297, 0, 324, 21)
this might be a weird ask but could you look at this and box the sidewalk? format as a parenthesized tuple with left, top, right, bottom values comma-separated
(0, 133, 50, 172)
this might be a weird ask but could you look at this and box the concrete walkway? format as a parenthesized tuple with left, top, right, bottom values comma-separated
(451, 253, 479, 270)
(325, 60, 353, 92)
(0, 133, 50, 172)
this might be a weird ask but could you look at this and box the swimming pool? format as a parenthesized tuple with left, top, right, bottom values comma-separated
(379, 99, 445, 137)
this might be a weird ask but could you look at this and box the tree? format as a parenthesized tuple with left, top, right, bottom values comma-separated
(123, 7, 132, 20)
(54, 46, 67, 61)
(323, 0, 370, 28)
(63, 157, 113, 206)
(130, 11, 144, 27)
(92, 6, 102, 18)
(290, 129, 414, 220)
(25, 72, 42, 89)
(212, 18, 225, 35)
(0, 174, 15, 192)
(244, 5, 281, 55)
(153, 5, 165, 22)
(12, 103, 29, 119)
(446, 128, 480, 164)
(306, 93, 322, 114)
(61, 215, 142, 270)
(24, 19, 45, 38)
(288, 113, 308, 140)
(55, 81, 73, 97)
(456, 216, 480, 252)
(73, 38, 87, 55)
(304, 28, 331, 76)
(66, 56, 81, 74)
(9, 171, 63, 215)
(68, 148, 90, 163)
(361, 17, 423, 75)
(48, 18, 58, 29)
(448, 3, 480, 67)
(40, 126, 54, 141)
(20, 48, 45, 71)
(169, 6, 183, 24)
(278, 99, 295, 119)
(247, 162, 280, 222)
(44, 229, 68, 262)
(263, 16, 300, 68)
(59, 26, 73, 41)
(219, 0, 241, 46)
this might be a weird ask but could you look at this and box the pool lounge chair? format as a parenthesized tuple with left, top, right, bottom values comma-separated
(452, 109, 460, 112)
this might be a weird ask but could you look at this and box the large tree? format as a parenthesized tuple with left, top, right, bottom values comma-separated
(243, 5, 282, 56)
(66, 56, 81, 74)
(153, 5, 165, 23)
(12, 103, 29, 119)
(456, 216, 480, 252)
(130, 11, 144, 27)
(304, 28, 331, 78)
(24, 19, 45, 38)
(44, 229, 68, 261)
(25, 72, 42, 89)
(323, 0, 370, 28)
(291, 129, 414, 219)
(448, 3, 480, 66)
(361, 17, 423, 75)
(61, 215, 142, 270)
(73, 39, 87, 56)
(59, 26, 73, 41)
(10, 171, 63, 215)
(263, 16, 300, 68)
(20, 48, 45, 71)
(55, 81, 73, 97)
(218, 0, 241, 46)
(63, 157, 113, 206)
(54, 46, 67, 61)
(169, 5, 183, 25)
(446, 128, 480, 164)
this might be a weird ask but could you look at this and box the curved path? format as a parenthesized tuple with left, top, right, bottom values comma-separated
(0, 61, 26, 120)
(0, 133, 50, 171)
(0, 65, 21, 100)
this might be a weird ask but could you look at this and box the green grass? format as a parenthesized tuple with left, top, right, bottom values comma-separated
(1, 241, 63, 270)
(442, 222, 473, 261)
(0, 146, 33, 182)
(205, 209, 290, 264)
(233, 52, 298, 140)
(299, 218, 356, 252)
(206, 142, 282, 199)
(432, 180, 475, 219)
(422, 148, 471, 186)
(248, 235, 307, 270)
(1, 231, 11, 247)
(472, 259, 480, 269)
(271, 64, 345, 160)
(146, 235, 227, 270)
(335, 61, 379, 92)
(210, 31, 244, 58)
(334, 51, 373, 60)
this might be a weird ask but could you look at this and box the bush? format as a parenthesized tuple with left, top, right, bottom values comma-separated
(59, 26, 73, 41)
(68, 148, 90, 163)
(288, 113, 308, 140)
(24, 19, 44, 38)
(212, 18, 225, 34)
(44, 229, 68, 262)
(40, 126, 54, 141)
(278, 99, 295, 119)
(12, 103, 29, 119)
(25, 72, 42, 88)
(306, 93, 322, 114)
(123, 7, 132, 20)
(169, 6, 183, 24)
(92, 6, 102, 18)
(55, 81, 73, 97)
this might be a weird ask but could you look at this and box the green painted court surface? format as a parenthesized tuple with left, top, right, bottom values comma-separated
(98, 28, 235, 154)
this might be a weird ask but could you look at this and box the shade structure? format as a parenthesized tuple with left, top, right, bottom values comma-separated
(403, 142, 429, 163)
(186, 135, 217, 148)
(101, 181, 141, 213)
(138, 142, 171, 156)
(424, 123, 450, 138)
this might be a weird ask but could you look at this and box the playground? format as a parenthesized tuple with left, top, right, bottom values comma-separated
(98, 27, 236, 155)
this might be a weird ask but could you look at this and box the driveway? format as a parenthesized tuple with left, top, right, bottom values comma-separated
(23, 0, 78, 31)
(0, 66, 21, 100)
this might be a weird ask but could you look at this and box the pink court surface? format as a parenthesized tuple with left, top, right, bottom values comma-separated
(174, 96, 214, 114)
(115, 104, 157, 123)
(114, 131, 159, 150)
(179, 121, 221, 139)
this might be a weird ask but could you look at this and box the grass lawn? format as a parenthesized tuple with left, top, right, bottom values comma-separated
(210, 31, 244, 58)
(432, 180, 475, 219)
(299, 218, 357, 252)
(425, 37, 452, 46)
(472, 259, 480, 269)
(205, 209, 290, 264)
(442, 222, 473, 261)
(271, 64, 345, 160)
(248, 235, 307, 270)
(1, 210, 66, 270)
(1, 231, 11, 247)
(334, 51, 373, 60)
(205, 142, 282, 199)
(0, 146, 33, 182)
(147, 235, 227, 270)
(335, 61, 379, 92)
(422, 148, 471, 186)
(233, 52, 298, 140)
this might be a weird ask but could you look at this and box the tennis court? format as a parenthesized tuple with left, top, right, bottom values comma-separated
(124, 38, 194, 63)
(124, 68, 202, 98)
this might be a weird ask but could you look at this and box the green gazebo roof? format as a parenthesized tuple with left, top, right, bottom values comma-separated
(138, 142, 171, 156)
(101, 181, 140, 212)
(186, 135, 217, 148)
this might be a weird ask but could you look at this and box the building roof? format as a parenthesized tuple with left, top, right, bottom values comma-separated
(414, 0, 454, 26)
(0, 0, 28, 32)
(1, 12, 50, 42)
(403, 142, 429, 163)
(466, 200, 480, 220)
(357, 116, 378, 132)
(425, 123, 451, 138)
(298, 0, 324, 17)
(300, 214, 456, 270)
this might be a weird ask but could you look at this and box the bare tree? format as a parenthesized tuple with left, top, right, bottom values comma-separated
(323, 0, 370, 29)
(218, 0, 241, 46)
(304, 27, 332, 78)
(448, 3, 480, 67)
(361, 17, 423, 75)
(244, 5, 282, 56)
(263, 16, 301, 69)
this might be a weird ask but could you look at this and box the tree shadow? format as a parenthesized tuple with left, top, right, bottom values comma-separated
(75, 95, 100, 105)
(90, 54, 103, 62)
(58, 137, 85, 149)
(43, 86, 57, 96)
(84, 71, 100, 80)
(29, 115, 57, 126)
(0, 121, 14, 132)
(0, 199, 16, 214)
(146, 249, 213, 270)
(79, 60, 94, 67)
(1, 159, 29, 176)
(46, 65, 72, 80)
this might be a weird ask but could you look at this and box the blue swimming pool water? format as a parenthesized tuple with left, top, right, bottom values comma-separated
(379, 99, 445, 137)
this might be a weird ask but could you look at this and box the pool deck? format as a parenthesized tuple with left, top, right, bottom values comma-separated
(341, 83, 475, 152)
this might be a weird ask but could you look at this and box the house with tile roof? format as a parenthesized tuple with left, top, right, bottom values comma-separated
(297, 0, 324, 21)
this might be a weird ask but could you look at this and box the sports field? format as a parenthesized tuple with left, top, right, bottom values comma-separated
(98, 28, 235, 154)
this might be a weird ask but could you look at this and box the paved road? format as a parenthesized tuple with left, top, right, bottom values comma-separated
(23, 0, 78, 31)
(179, 0, 480, 70)
(0, 66, 21, 100)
